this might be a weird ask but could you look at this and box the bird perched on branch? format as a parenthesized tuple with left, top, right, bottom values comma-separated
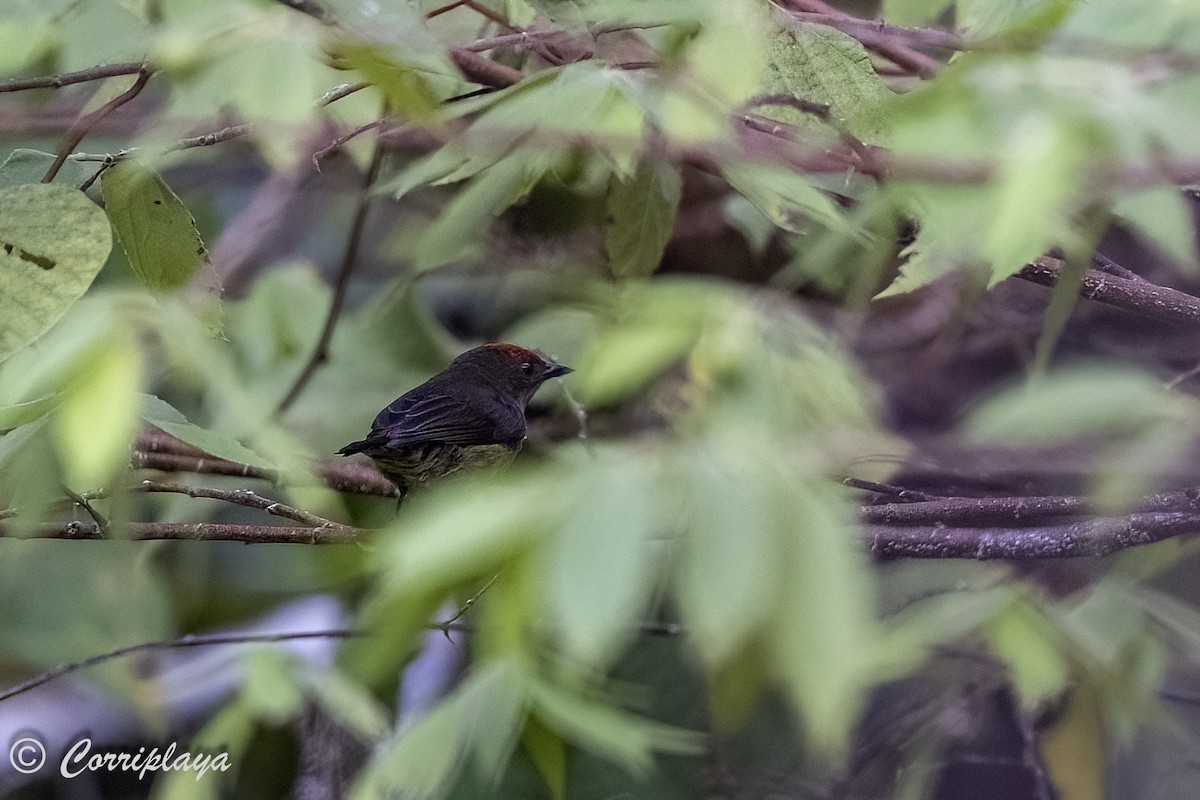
(337, 343, 572, 501)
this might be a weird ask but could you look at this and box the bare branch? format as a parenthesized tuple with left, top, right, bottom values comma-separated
(0, 629, 361, 704)
(137, 480, 355, 529)
(0, 62, 149, 93)
(43, 66, 153, 183)
(8, 520, 363, 544)
(869, 512, 1200, 559)
(276, 115, 389, 416)
(1017, 256, 1200, 329)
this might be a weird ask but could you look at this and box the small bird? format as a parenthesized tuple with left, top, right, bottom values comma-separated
(337, 343, 572, 500)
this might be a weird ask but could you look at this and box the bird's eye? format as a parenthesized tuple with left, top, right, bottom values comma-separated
(520, 362, 534, 376)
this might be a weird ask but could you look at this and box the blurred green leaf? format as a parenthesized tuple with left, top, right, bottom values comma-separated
(0, 183, 112, 363)
(357, 660, 526, 800)
(415, 152, 550, 271)
(52, 331, 143, 488)
(529, 677, 703, 777)
(521, 715, 566, 800)
(605, 159, 682, 280)
(987, 600, 1070, 708)
(675, 451, 779, 668)
(544, 451, 658, 669)
(139, 394, 274, 468)
(1113, 186, 1199, 273)
(982, 116, 1089, 284)
(723, 165, 858, 238)
(335, 42, 441, 120)
(241, 648, 307, 723)
(770, 481, 876, 751)
(101, 159, 213, 293)
(964, 365, 1193, 444)
(0, 394, 60, 431)
(305, 666, 391, 741)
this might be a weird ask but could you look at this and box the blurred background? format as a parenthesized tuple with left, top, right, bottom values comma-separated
(3, 0, 1200, 798)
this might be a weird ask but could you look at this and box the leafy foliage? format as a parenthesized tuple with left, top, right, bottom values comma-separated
(2, 0, 1200, 797)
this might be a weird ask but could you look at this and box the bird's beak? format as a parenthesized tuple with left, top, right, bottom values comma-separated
(544, 361, 573, 379)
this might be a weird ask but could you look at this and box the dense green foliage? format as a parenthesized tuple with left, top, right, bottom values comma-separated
(3, 0, 1200, 798)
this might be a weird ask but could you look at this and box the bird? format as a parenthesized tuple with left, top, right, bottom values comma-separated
(337, 343, 572, 501)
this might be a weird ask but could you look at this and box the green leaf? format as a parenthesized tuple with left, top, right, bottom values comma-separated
(605, 159, 682, 279)
(544, 453, 658, 669)
(376, 468, 562, 597)
(305, 667, 390, 741)
(676, 452, 779, 667)
(770, 481, 876, 751)
(723, 165, 858, 238)
(764, 21, 893, 145)
(0, 395, 60, 431)
(101, 159, 213, 293)
(139, 394, 274, 469)
(52, 332, 142, 488)
(963, 365, 1191, 444)
(982, 117, 1088, 285)
(0, 149, 90, 189)
(356, 661, 527, 799)
(521, 715, 566, 800)
(414, 152, 549, 271)
(1113, 186, 1198, 273)
(335, 42, 441, 121)
(0, 183, 112, 363)
(987, 600, 1070, 708)
(529, 678, 702, 777)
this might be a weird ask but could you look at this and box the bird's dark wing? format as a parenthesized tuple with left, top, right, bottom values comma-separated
(365, 391, 521, 448)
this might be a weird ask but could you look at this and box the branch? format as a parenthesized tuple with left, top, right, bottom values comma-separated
(8, 520, 363, 544)
(449, 48, 524, 88)
(1017, 256, 1200, 329)
(861, 489, 1200, 527)
(275, 114, 389, 416)
(133, 429, 400, 495)
(0, 62, 148, 93)
(868, 512, 1200, 559)
(42, 66, 153, 183)
(0, 629, 361, 704)
(137, 480, 355, 529)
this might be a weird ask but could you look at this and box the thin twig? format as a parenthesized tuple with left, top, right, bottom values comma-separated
(275, 119, 388, 416)
(62, 486, 110, 534)
(318, 81, 369, 107)
(0, 629, 362, 704)
(0, 62, 148, 93)
(137, 480, 354, 530)
(434, 572, 501, 634)
(844, 477, 932, 502)
(313, 120, 384, 169)
(425, 0, 470, 19)
(462, 0, 519, 32)
(174, 123, 252, 150)
(42, 67, 153, 183)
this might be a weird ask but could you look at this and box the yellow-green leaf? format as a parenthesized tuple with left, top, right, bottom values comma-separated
(102, 159, 212, 293)
(0, 183, 112, 363)
(605, 159, 682, 279)
(52, 333, 143, 487)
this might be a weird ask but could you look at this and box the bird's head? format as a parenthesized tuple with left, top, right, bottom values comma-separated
(451, 343, 572, 402)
